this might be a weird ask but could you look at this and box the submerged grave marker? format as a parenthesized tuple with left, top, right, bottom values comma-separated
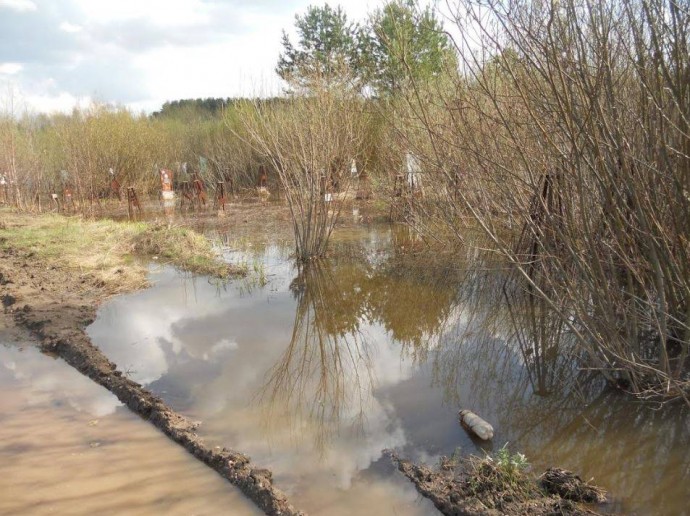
(126, 187, 142, 220)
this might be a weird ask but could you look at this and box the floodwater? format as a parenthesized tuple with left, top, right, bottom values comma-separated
(86, 225, 690, 515)
(0, 336, 260, 515)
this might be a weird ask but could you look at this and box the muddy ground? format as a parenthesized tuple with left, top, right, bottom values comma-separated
(390, 453, 607, 516)
(0, 229, 302, 515)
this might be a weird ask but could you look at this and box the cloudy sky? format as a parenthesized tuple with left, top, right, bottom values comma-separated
(0, 0, 375, 114)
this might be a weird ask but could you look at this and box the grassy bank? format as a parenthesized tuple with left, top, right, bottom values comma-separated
(0, 211, 243, 296)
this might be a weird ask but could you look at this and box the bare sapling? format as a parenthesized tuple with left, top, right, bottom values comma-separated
(238, 73, 370, 262)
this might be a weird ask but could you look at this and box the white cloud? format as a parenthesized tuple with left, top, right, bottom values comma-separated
(23, 91, 91, 114)
(74, 0, 211, 25)
(59, 21, 82, 33)
(0, 0, 37, 12)
(0, 62, 23, 75)
(3, 345, 121, 418)
(0, 0, 387, 114)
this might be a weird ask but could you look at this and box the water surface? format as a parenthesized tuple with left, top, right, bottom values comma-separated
(0, 338, 259, 515)
(87, 226, 690, 515)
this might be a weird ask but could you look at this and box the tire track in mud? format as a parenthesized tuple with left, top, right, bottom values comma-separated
(0, 247, 303, 516)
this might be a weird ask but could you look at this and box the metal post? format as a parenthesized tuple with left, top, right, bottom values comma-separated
(127, 187, 142, 220)
(216, 181, 226, 211)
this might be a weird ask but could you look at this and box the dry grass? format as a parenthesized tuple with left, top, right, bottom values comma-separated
(460, 450, 539, 510)
(539, 468, 607, 504)
(0, 211, 243, 295)
(393, 448, 605, 515)
(129, 222, 243, 279)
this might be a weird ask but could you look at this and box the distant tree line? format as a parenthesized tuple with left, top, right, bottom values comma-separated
(151, 97, 287, 119)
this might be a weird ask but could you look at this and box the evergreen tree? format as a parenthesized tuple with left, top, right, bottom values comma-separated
(365, 0, 455, 96)
(276, 4, 366, 91)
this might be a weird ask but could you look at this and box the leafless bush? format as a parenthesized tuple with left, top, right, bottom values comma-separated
(0, 103, 172, 213)
(238, 76, 371, 261)
(399, 0, 690, 401)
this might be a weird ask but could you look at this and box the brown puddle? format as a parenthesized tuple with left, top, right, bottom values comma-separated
(85, 226, 690, 516)
(0, 340, 260, 516)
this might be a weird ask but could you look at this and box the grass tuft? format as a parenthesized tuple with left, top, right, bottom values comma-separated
(129, 222, 244, 279)
(462, 445, 539, 510)
(0, 211, 244, 296)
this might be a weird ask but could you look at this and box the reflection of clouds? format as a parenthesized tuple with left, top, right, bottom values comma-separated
(366, 324, 418, 389)
(83, 238, 441, 508)
(202, 338, 238, 361)
(82, 228, 690, 515)
(103, 307, 170, 384)
(328, 398, 406, 489)
(195, 322, 419, 492)
(85, 237, 483, 510)
(87, 265, 423, 497)
(0, 345, 120, 417)
(88, 267, 242, 385)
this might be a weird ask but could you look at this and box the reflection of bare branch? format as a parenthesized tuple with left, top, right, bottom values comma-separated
(258, 261, 374, 453)
(507, 288, 568, 397)
(408, 253, 690, 513)
(420, 253, 601, 437)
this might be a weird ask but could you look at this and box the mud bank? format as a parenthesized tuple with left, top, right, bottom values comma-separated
(0, 243, 301, 516)
(389, 452, 606, 516)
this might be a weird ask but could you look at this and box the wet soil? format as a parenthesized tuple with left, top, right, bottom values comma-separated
(0, 243, 302, 516)
(390, 453, 605, 516)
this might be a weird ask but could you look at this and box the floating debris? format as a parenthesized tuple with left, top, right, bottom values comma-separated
(459, 409, 494, 440)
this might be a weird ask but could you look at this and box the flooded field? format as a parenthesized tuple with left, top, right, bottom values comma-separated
(86, 225, 690, 515)
(0, 336, 259, 515)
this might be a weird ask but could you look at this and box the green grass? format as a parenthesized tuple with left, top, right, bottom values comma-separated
(0, 211, 244, 295)
(129, 223, 244, 279)
(462, 445, 538, 510)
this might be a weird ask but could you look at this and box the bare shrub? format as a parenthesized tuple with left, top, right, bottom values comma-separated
(238, 76, 371, 261)
(398, 0, 690, 400)
(0, 103, 172, 212)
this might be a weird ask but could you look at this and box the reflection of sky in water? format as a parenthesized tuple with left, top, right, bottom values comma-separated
(0, 343, 260, 515)
(1, 343, 121, 418)
(87, 228, 690, 516)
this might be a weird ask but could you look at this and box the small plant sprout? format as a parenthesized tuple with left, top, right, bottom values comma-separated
(492, 443, 529, 475)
